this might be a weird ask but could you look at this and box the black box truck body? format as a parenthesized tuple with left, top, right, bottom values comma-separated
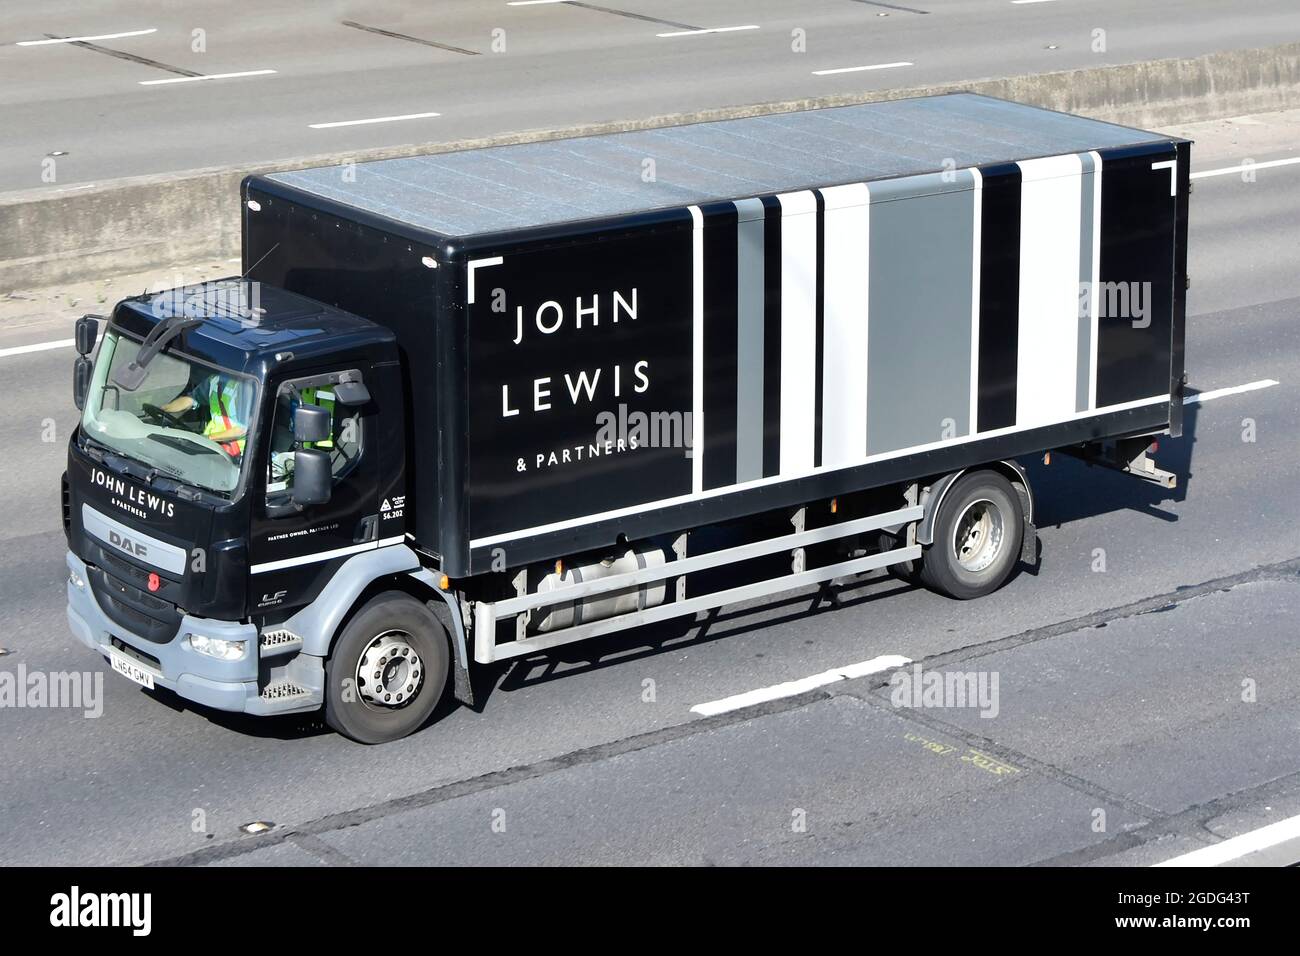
(64, 93, 1190, 741)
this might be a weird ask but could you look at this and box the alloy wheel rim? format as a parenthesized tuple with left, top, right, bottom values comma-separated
(355, 630, 424, 708)
(952, 498, 1005, 573)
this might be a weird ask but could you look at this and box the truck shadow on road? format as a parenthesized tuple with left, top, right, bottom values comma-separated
(484, 571, 920, 703)
(142, 688, 338, 740)
(1023, 396, 1199, 527)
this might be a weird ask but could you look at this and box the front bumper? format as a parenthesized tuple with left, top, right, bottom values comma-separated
(65, 551, 321, 716)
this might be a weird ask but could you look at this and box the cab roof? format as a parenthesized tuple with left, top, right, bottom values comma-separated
(112, 279, 391, 374)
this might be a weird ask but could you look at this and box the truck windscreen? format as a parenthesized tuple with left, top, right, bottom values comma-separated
(79, 330, 256, 495)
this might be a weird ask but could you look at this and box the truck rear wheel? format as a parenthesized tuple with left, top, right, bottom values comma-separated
(325, 593, 449, 744)
(918, 471, 1023, 600)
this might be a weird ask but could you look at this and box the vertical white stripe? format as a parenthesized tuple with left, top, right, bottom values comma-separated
(1088, 150, 1103, 411)
(1015, 154, 1084, 427)
(819, 183, 871, 467)
(969, 167, 983, 434)
(777, 191, 818, 474)
(689, 205, 705, 493)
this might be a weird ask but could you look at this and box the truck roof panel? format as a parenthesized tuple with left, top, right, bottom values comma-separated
(265, 93, 1173, 238)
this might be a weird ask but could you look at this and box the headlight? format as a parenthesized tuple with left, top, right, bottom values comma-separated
(188, 634, 247, 661)
(68, 568, 86, 590)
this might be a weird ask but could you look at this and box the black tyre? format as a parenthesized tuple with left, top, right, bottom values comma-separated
(325, 592, 450, 744)
(917, 471, 1023, 600)
(880, 530, 921, 583)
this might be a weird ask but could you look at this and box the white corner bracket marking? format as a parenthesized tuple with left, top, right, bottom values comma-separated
(467, 257, 504, 306)
(1151, 159, 1178, 197)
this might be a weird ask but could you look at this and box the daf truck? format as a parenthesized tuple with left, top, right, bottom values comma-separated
(63, 93, 1190, 742)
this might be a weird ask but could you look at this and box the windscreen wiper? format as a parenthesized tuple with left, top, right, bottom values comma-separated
(112, 316, 204, 391)
(145, 432, 223, 457)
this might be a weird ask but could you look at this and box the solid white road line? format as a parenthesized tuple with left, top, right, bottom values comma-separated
(1183, 379, 1279, 405)
(813, 61, 913, 76)
(657, 25, 759, 38)
(507, 1, 566, 4)
(139, 69, 276, 86)
(1190, 156, 1300, 180)
(18, 28, 156, 46)
(690, 654, 911, 717)
(0, 338, 76, 359)
(308, 111, 441, 129)
(1011, 0, 1057, 5)
(1153, 812, 1300, 866)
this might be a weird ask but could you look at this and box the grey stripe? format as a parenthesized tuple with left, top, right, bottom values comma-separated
(867, 170, 975, 454)
(1076, 152, 1096, 412)
(734, 197, 766, 482)
(82, 503, 187, 575)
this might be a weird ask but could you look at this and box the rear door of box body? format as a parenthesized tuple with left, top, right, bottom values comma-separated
(457, 144, 1184, 574)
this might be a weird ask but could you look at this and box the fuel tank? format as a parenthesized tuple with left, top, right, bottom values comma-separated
(530, 547, 670, 633)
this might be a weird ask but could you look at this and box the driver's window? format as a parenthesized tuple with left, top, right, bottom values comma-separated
(266, 379, 363, 496)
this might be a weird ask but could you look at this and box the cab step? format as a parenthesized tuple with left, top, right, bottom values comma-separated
(260, 679, 312, 701)
(259, 628, 304, 655)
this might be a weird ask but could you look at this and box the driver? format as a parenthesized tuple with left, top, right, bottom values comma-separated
(160, 372, 249, 457)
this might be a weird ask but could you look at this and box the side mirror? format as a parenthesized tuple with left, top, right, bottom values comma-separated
(333, 380, 370, 406)
(73, 357, 93, 410)
(291, 448, 331, 507)
(75, 315, 101, 355)
(293, 403, 331, 444)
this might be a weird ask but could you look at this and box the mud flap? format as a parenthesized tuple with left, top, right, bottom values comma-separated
(451, 653, 474, 707)
(1020, 521, 1039, 568)
(419, 588, 474, 708)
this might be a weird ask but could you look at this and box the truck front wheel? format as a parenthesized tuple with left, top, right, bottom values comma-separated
(918, 471, 1023, 600)
(325, 593, 450, 744)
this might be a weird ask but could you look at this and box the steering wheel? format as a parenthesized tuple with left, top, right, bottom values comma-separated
(141, 402, 189, 430)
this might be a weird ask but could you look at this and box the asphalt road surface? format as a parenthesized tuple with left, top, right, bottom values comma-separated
(2, 0, 1300, 191)
(0, 111, 1298, 867)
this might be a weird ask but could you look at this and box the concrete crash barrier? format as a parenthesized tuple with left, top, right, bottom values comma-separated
(3, 40, 1300, 295)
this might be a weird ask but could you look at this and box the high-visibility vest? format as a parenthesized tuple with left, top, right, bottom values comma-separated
(205, 377, 245, 456)
(299, 387, 335, 449)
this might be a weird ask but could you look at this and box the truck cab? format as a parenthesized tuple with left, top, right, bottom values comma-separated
(64, 279, 415, 724)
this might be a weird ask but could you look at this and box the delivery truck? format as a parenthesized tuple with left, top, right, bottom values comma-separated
(63, 92, 1190, 742)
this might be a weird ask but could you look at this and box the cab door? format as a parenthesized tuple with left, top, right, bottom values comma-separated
(248, 366, 379, 616)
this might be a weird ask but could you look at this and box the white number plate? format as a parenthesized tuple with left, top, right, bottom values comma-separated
(109, 647, 156, 689)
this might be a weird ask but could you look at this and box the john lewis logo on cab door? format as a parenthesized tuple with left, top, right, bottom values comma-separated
(466, 227, 694, 538)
